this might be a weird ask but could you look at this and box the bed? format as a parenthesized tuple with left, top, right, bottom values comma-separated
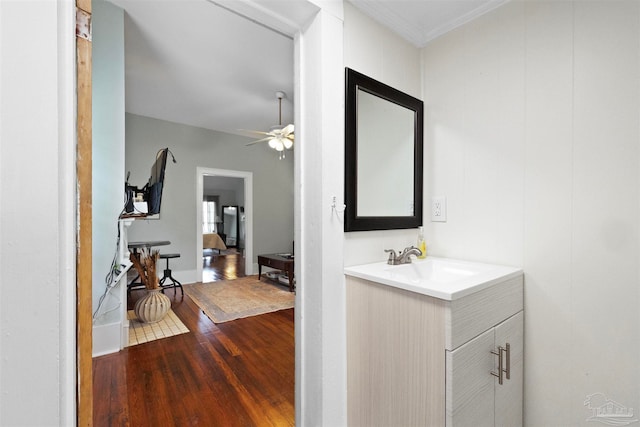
(203, 233, 227, 253)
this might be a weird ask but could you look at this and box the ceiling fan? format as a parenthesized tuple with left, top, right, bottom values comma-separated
(244, 91, 294, 159)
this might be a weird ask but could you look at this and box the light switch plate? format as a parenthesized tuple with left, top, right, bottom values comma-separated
(431, 196, 447, 222)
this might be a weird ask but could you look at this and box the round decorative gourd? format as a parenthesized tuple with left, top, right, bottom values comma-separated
(134, 288, 170, 323)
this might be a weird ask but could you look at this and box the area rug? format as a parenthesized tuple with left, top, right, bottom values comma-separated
(127, 309, 189, 347)
(183, 275, 294, 323)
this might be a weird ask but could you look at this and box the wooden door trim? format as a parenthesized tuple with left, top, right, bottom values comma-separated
(76, 0, 93, 425)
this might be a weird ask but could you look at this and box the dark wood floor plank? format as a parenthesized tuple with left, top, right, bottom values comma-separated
(110, 358, 131, 426)
(93, 254, 294, 426)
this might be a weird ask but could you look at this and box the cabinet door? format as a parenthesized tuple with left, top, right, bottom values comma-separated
(494, 311, 524, 426)
(446, 328, 495, 427)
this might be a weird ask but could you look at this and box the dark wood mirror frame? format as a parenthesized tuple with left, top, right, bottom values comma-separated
(344, 67, 424, 232)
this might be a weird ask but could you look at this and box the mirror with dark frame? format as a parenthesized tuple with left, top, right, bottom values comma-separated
(222, 205, 239, 248)
(344, 67, 424, 232)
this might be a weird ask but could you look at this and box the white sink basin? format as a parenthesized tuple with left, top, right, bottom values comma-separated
(344, 256, 522, 300)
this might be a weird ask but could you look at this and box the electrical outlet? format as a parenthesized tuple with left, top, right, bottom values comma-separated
(431, 196, 447, 222)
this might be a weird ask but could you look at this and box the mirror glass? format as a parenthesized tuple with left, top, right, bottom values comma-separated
(222, 205, 239, 247)
(357, 90, 415, 216)
(345, 68, 423, 231)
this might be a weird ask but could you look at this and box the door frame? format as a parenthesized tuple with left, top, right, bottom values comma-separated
(76, 0, 93, 425)
(75, 1, 347, 425)
(196, 167, 253, 279)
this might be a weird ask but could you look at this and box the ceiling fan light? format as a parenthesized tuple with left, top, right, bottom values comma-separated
(245, 92, 294, 156)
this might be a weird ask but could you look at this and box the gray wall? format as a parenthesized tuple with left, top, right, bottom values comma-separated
(92, 0, 125, 320)
(204, 175, 244, 207)
(125, 113, 294, 281)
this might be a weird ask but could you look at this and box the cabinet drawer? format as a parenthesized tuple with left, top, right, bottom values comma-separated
(259, 257, 285, 269)
(445, 275, 523, 350)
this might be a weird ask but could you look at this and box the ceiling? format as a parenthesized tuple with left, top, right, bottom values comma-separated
(108, 0, 506, 137)
(349, 0, 507, 47)
(108, 0, 295, 138)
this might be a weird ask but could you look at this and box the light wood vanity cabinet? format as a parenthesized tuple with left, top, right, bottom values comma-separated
(346, 273, 523, 427)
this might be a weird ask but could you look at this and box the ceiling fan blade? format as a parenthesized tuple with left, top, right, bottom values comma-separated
(281, 124, 294, 135)
(245, 136, 274, 146)
(238, 129, 274, 137)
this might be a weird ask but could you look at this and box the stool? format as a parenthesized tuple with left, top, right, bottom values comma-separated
(159, 253, 183, 296)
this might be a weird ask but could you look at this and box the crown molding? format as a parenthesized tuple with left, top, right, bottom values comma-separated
(423, 0, 509, 45)
(348, 0, 509, 48)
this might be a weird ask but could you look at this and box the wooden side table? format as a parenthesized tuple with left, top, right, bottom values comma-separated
(257, 253, 295, 292)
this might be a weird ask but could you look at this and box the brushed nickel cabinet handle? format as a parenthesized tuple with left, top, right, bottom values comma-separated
(491, 343, 511, 385)
(504, 343, 511, 380)
(490, 346, 504, 385)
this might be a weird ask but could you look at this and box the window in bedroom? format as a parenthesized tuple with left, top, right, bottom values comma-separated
(203, 200, 218, 233)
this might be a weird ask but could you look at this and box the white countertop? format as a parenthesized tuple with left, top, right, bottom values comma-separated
(344, 256, 522, 301)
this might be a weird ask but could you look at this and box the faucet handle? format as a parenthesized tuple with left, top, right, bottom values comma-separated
(402, 245, 418, 253)
(384, 249, 397, 265)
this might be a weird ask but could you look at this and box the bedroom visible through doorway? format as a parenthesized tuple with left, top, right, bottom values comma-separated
(201, 176, 246, 283)
(196, 167, 253, 282)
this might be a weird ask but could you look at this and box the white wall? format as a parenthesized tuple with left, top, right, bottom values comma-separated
(0, 1, 76, 425)
(92, 0, 125, 324)
(125, 113, 294, 283)
(343, 2, 424, 267)
(422, 1, 640, 424)
(294, 2, 346, 425)
(338, 5, 424, 425)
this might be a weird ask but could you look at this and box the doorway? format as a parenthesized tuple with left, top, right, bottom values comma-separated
(82, 1, 341, 425)
(196, 167, 253, 282)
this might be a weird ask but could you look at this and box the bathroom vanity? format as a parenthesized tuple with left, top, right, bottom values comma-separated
(344, 257, 524, 426)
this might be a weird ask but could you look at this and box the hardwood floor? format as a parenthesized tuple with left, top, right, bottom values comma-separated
(203, 248, 246, 282)
(93, 252, 294, 426)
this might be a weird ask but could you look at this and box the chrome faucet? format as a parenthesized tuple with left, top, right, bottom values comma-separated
(385, 246, 422, 265)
